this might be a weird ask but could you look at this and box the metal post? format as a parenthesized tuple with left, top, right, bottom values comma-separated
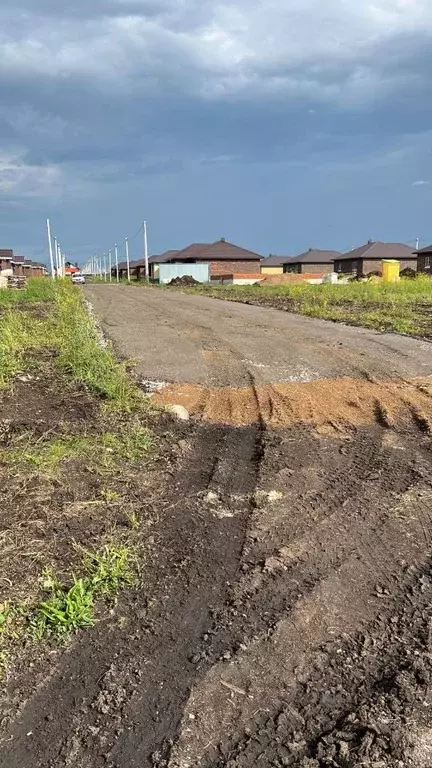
(115, 244, 119, 283)
(126, 238, 130, 282)
(144, 220, 149, 279)
(109, 250, 112, 282)
(46, 219, 55, 279)
(103, 253, 107, 281)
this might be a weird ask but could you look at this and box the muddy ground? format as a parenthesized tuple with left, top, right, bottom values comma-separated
(2, 285, 432, 767)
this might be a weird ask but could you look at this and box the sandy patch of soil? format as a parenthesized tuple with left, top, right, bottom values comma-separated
(153, 375, 432, 431)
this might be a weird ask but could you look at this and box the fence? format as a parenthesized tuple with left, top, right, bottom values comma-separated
(158, 263, 210, 284)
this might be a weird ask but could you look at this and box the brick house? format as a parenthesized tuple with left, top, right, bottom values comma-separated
(416, 245, 432, 274)
(283, 249, 341, 275)
(333, 241, 417, 277)
(170, 239, 262, 277)
(0, 249, 13, 275)
(113, 240, 261, 280)
(260, 255, 288, 275)
(148, 250, 179, 280)
(114, 251, 179, 280)
(11, 255, 24, 275)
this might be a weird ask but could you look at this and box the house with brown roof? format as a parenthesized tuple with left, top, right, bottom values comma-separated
(114, 251, 179, 280)
(416, 244, 432, 274)
(113, 240, 261, 281)
(148, 250, 179, 280)
(11, 255, 24, 275)
(260, 255, 289, 275)
(283, 249, 341, 275)
(0, 250, 46, 281)
(0, 249, 14, 275)
(171, 238, 262, 278)
(333, 241, 417, 277)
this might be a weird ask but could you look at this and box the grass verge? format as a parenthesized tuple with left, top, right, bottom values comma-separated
(0, 278, 159, 687)
(1, 422, 153, 475)
(174, 276, 432, 338)
(0, 278, 145, 409)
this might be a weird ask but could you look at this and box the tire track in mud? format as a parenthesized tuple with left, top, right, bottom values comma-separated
(0, 424, 263, 768)
(169, 476, 432, 768)
(166, 420, 432, 768)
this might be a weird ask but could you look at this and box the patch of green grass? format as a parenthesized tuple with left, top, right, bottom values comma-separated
(0, 278, 148, 410)
(180, 275, 432, 338)
(29, 545, 133, 641)
(0, 277, 57, 306)
(100, 487, 121, 503)
(30, 572, 95, 640)
(0, 309, 52, 387)
(82, 544, 133, 595)
(50, 282, 142, 409)
(1, 423, 153, 475)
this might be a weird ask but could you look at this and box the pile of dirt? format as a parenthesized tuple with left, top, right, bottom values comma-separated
(262, 273, 306, 285)
(153, 374, 432, 431)
(168, 276, 199, 286)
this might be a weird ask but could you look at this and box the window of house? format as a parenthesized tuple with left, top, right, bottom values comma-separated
(425, 256, 431, 269)
(336, 262, 342, 272)
(351, 261, 358, 274)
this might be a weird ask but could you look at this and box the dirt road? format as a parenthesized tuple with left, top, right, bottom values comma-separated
(3, 285, 432, 768)
(85, 285, 432, 388)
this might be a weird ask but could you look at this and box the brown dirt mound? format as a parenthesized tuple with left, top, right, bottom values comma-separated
(262, 273, 306, 285)
(153, 375, 432, 431)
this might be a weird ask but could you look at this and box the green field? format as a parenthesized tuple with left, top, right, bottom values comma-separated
(181, 276, 432, 338)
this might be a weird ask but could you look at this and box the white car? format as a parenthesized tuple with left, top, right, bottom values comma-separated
(71, 273, 85, 284)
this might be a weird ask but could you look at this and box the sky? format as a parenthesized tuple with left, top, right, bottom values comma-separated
(1, 0, 432, 264)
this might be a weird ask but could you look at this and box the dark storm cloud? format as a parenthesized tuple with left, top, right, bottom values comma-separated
(0, 0, 432, 259)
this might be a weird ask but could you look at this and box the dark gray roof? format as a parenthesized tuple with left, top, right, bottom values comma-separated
(174, 239, 261, 262)
(288, 249, 341, 264)
(261, 255, 291, 266)
(148, 250, 179, 264)
(336, 241, 416, 262)
(416, 244, 432, 255)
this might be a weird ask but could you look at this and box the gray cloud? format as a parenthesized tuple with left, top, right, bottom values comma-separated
(0, 0, 432, 259)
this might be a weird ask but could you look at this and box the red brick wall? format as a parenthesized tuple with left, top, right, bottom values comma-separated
(0, 258, 12, 271)
(209, 260, 260, 276)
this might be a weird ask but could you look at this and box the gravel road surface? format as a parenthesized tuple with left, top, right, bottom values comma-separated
(84, 285, 432, 387)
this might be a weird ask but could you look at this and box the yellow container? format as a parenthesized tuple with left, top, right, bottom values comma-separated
(382, 259, 400, 283)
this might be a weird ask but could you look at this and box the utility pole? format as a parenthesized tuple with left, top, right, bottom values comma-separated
(115, 244, 119, 283)
(58, 245, 64, 278)
(416, 237, 420, 250)
(143, 220, 149, 279)
(125, 237, 130, 282)
(54, 237, 59, 276)
(46, 218, 55, 279)
(109, 250, 112, 282)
